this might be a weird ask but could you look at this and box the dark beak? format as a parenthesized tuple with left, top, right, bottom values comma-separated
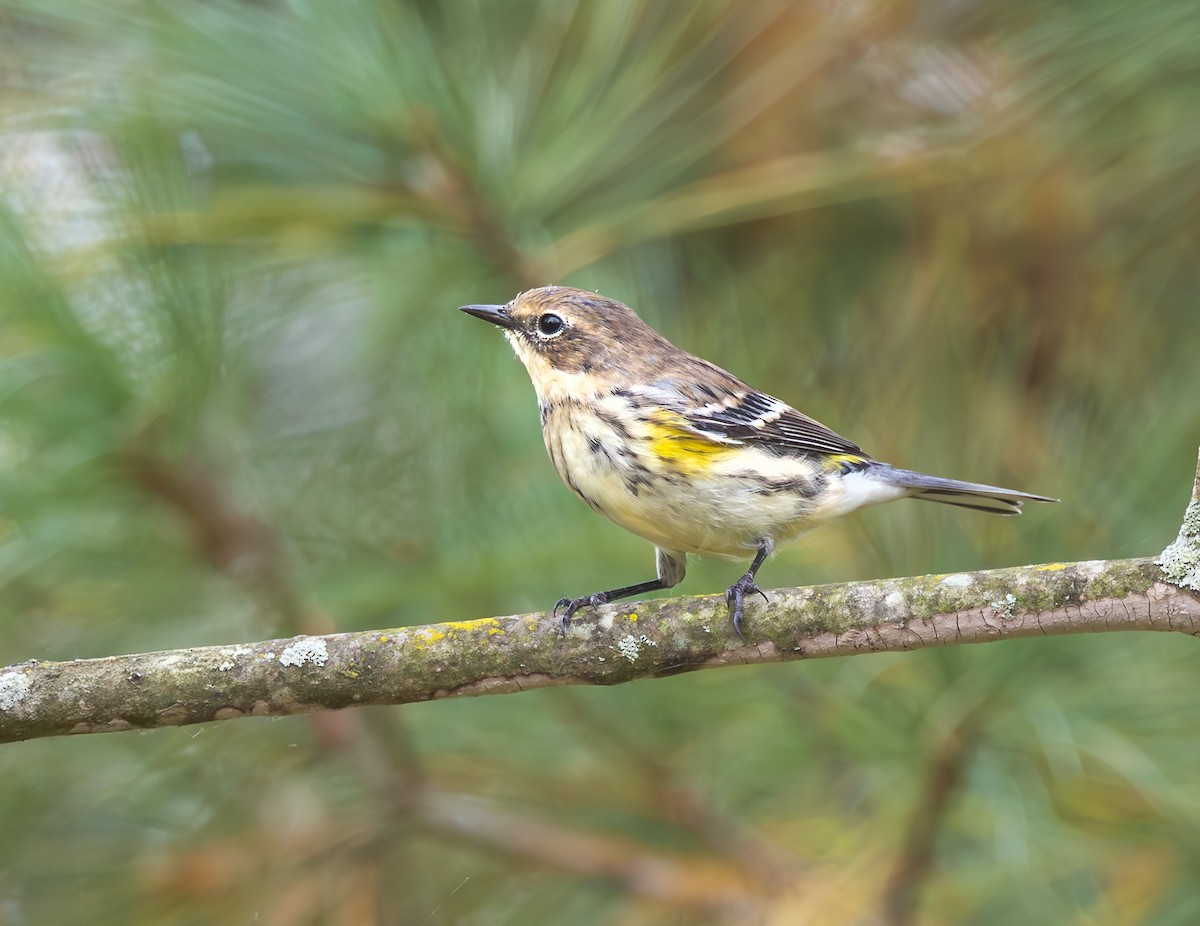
(459, 304, 518, 330)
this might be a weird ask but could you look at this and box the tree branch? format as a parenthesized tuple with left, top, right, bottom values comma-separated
(3, 448, 1199, 745)
(3, 555, 1198, 744)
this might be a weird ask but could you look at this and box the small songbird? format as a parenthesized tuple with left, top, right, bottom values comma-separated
(461, 286, 1056, 635)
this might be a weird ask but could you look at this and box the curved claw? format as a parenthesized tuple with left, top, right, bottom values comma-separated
(553, 592, 609, 636)
(724, 573, 768, 639)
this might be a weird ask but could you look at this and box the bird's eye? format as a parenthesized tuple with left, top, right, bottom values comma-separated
(536, 313, 565, 337)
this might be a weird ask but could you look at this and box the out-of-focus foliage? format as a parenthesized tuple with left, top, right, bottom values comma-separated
(1, 1, 1198, 923)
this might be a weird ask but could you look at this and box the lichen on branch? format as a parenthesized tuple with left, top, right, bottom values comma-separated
(1157, 447, 1200, 591)
(3, 556, 1198, 744)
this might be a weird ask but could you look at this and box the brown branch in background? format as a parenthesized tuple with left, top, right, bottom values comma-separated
(408, 110, 546, 291)
(414, 788, 758, 914)
(556, 691, 798, 887)
(119, 445, 307, 627)
(881, 712, 982, 926)
(330, 692, 764, 916)
(119, 442, 421, 798)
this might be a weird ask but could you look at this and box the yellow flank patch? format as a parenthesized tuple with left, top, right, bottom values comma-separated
(646, 411, 734, 475)
(822, 453, 867, 472)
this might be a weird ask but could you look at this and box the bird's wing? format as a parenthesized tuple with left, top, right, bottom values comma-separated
(635, 377, 869, 462)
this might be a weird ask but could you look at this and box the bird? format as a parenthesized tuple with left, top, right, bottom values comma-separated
(461, 286, 1057, 636)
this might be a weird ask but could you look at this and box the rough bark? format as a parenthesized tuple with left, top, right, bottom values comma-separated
(4, 448, 1200, 745)
(3, 555, 1198, 744)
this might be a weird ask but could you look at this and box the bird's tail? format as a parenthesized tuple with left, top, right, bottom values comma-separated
(868, 464, 1058, 515)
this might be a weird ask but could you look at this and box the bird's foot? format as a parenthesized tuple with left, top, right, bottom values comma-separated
(553, 592, 610, 636)
(725, 573, 768, 639)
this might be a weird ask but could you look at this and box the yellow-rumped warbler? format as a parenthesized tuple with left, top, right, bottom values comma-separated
(462, 286, 1056, 635)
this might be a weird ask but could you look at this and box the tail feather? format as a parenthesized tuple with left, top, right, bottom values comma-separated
(869, 464, 1059, 515)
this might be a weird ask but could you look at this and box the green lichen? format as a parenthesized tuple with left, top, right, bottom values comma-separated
(902, 576, 945, 621)
(1157, 500, 1200, 591)
(1084, 560, 1149, 600)
(803, 584, 858, 634)
(1024, 580, 1068, 613)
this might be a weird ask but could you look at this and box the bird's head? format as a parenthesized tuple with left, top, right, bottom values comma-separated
(460, 286, 671, 399)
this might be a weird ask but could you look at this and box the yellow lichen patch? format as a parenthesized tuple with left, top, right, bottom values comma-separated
(487, 627, 505, 636)
(626, 612, 638, 622)
(646, 411, 735, 476)
(378, 635, 389, 643)
(412, 618, 501, 646)
(442, 619, 495, 632)
(1035, 563, 1067, 571)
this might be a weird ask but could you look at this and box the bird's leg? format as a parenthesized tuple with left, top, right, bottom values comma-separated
(555, 549, 687, 635)
(554, 579, 667, 635)
(726, 540, 772, 638)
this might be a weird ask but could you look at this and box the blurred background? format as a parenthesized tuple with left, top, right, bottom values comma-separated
(1, 1, 1198, 923)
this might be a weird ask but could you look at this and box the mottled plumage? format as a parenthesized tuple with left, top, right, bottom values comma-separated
(461, 286, 1056, 634)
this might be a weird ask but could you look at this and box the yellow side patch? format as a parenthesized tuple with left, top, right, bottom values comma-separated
(822, 453, 867, 472)
(646, 411, 735, 475)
